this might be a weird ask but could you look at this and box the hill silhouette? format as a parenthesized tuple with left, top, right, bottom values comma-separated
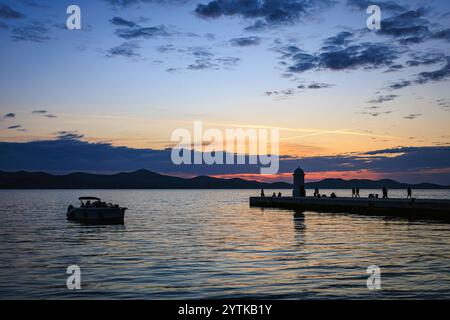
(0, 170, 448, 189)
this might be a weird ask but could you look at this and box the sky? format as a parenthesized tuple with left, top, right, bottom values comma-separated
(0, 0, 450, 184)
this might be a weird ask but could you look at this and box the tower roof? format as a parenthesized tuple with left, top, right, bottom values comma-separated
(294, 167, 304, 175)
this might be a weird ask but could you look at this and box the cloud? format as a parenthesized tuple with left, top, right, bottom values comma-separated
(184, 46, 240, 71)
(1, 138, 449, 184)
(32, 110, 47, 114)
(56, 131, 85, 140)
(415, 57, 450, 84)
(229, 36, 261, 47)
(403, 113, 422, 120)
(367, 94, 398, 104)
(276, 32, 400, 75)
(110, 17, 137, 28)
(389, 80, 411, 90)
(11, 23, 51, 42)
(0, 3, 25, 19)
(307, 82, 333, 89)
(431, 28, 450, 42)
(44, 114, 57, 118)
(116, 25, 172, 39)
(194, 0, 335, 29)
(103, 0, 188, 7)
(346, 0, 406, 12)
(358, 110, 394, 117)
(265, 82, 333, 99)
(406, 52, 446, 67)
(377, 8, 432, 45)
(7, 125, 21, 129)
(3, 113, 15, 119)
(107, 42, 141, 58)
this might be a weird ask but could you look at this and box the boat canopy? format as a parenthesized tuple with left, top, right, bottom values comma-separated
(79, 197, 101, 201)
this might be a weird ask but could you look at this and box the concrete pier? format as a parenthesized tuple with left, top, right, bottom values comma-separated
(249, 196, 450, 221)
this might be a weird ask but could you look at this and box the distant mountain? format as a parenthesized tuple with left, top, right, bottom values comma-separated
(0, 170, 448, 189)
(0, 170, 291, 189)
(306, 178, 450, 189)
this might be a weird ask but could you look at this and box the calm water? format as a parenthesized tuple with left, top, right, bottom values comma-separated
(1, 189, 450, 299)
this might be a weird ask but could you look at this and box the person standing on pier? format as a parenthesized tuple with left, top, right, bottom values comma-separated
(382, 187, 388, 199)
(261, 189, 265, 197)
(356, 188, 360, 198)
(407, 186, 412, 199)
(352, 187, 356, 198)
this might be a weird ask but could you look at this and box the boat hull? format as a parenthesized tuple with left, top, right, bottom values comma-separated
(67, 207, 126, 223)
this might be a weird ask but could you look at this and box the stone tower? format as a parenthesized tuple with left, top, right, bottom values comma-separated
(293, 167, 306, 197)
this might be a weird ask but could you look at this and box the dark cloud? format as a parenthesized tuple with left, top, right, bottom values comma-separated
(431, 28, 450, 42)
(377, 8, 432, 45)
(103, 0, 188, 7)
(389, 80, 411, 90)
(195, 0, 335, 29)
(32, 110, 47, 114)
(307, 82, 333, 89)
(322, 31, 353, 48)
(110, 17, 137, 28)
(367, 94, 398, 104)
(276, 32, 400, 75)
(11, 23, 50, 42)
(7, 125, 21, 129)
(116, 25, 171, 39)
(0, 3, 25, 19)
(406, 52, 446, 67)
(56, 131, 85, 141)
(107, 42, 141, 58)
(229, 36, 261, 47)
(3, 113, 15, 119)
(403, 113, 422, 120)
(184, 46, 240, 71)
(415, 57, 450, 84)
(1, 138, 449, 184)
(358, 110, 394, 117)
(265, 82, 333, 99)
(157, 44, 177, 53)
(384, 64, 404, 73)
(346, 0, 406, 12)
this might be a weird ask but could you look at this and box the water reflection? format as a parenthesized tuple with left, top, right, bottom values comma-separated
(1, 189, 450, 299)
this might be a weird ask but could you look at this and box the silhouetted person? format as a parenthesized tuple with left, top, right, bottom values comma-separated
(352, 187, 356, 198)
(356, 187, 360, 198)
(407, 186, 412, 199)
(331, 192, 337, 198)
(278, 192, 282, 197)
(314, 188, 320, 198)
(382, 187, 388, 199)
(272, 192, 276, 197)
(261, 189, 265, 197)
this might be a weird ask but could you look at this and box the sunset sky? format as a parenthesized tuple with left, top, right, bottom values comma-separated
(1, 0, 450, 184)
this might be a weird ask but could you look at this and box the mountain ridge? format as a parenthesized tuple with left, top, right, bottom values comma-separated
(0, 170, 448, 189)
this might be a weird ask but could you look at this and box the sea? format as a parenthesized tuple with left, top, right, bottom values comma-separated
(1, 189, 450, 299)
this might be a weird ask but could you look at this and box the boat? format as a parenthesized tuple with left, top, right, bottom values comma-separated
(67, 197, 127, 223)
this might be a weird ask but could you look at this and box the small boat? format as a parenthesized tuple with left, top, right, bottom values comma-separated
(67, 197, 127, 223)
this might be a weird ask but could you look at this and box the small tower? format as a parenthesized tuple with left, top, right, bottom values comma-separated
(293, 167, 306, 197)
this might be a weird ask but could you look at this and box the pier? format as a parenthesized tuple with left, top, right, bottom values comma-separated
(250, 196, 450, 220)
(250, 167, 450, 221)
